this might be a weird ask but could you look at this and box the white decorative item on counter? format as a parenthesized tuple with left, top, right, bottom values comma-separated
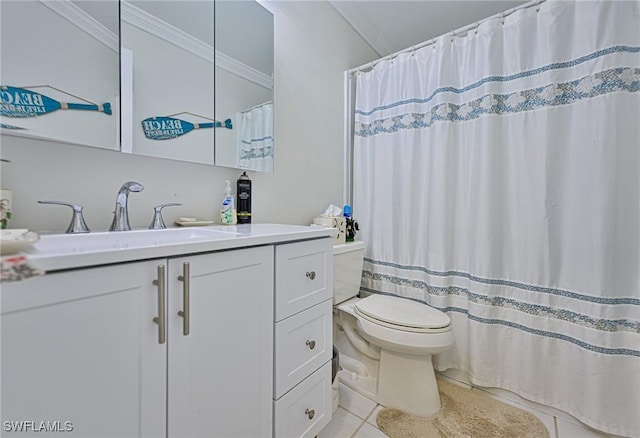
(0, 229, 39, 255)
(1, 229, 44, 282)
(1, 189, 11, 229)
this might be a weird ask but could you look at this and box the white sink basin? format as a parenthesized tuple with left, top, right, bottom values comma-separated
(26, 227, 240, 256)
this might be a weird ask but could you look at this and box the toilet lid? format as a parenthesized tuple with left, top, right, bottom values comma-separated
(354, 295, 450, 331)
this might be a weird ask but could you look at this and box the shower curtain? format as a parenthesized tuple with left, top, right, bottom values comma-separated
(352, 1, 639, 436)
(236, 102, 273, 172)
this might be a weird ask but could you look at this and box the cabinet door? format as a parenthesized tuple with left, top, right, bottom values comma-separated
(167, 246, 274, 438)
(1, 260, 166, 438)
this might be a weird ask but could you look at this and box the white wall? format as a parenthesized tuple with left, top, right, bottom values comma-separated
(0, 1, 377, 233)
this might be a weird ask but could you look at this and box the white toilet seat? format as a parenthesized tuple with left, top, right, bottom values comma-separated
(355, 314, 454, 355)
(337, 295, 454, 355)
(354, 294, 450, 333)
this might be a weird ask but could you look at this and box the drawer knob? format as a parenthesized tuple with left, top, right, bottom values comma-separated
(305, 408, 315, 420)
(306, 271, 316, 280)
(306, 340, 316, 350)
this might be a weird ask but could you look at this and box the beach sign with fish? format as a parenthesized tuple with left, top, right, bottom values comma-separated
(141, 114, 232, 140)
(0, 85, 111, 118)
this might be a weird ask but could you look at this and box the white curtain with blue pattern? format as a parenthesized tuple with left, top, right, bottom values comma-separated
(352, 1, 639, 436)
(236, 102, 273, 172)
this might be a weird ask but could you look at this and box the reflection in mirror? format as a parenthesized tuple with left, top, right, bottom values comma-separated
(121, 0, 216, 165)
(215, 1, 274, 173)
(0, 0, 119, 150)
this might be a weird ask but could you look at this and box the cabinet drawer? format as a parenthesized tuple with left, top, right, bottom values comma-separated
(275, 238, 332, 321)
(273, 362, 332, 438)
(274, 299, 332, 399)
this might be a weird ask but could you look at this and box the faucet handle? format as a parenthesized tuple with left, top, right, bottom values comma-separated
(38, 200, 91, 234)
(149, 203, 182, 229)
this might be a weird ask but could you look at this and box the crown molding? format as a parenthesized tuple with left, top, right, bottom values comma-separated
(328, 1, 387, 57)
(121, 2, 214, 62)
(39, 0, 118, 52)
(215, 51, 273, 90)
(121, 1, 272, 90)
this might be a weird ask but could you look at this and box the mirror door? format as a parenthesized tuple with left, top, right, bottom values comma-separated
(1, 1, 275, 170)
(214, 1, 274, 173)
(0, 0, 119, 150)
(120, 0, 216, 164)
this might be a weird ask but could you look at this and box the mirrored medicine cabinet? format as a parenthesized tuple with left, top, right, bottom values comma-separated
(0, 0, 120, 151)
(0, 0, 274, 173)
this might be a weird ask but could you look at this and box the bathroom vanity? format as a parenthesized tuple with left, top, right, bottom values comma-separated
(1, 224, 334, 438)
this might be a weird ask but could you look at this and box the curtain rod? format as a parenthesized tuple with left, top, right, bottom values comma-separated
(348, 0, 546, 74)
(242, 100, 272, 113)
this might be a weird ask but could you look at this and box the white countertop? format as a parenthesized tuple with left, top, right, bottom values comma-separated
(22, 223, 337, 272)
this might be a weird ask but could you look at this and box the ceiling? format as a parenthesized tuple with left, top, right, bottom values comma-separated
(328, 0, 527, 58)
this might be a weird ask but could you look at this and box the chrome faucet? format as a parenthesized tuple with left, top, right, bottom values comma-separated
(37, 200, 91, 233)
(109, 181, 144, 231)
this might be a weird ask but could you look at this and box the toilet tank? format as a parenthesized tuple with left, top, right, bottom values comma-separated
(333, 241, 365, 304)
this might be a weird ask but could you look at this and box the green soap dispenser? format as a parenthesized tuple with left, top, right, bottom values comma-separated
(219, 180, 237, 225)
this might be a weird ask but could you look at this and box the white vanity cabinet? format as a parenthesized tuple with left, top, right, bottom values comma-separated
(2, 225, 335, 438)
(1, 246, 273, 438)
(273, 238, 334, 438)
(1, 260, 166, 438)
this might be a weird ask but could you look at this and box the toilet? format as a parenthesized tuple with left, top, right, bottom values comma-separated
(333, 241, 454, 417)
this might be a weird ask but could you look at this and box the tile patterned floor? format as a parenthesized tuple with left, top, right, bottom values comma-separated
(319, 376, 625, 438)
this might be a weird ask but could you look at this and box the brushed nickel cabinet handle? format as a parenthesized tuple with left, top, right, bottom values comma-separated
(152, 265, 166, 344)
(306, 271, 316, 280)
(305, 409, 315, 420)
(177, 262, 190, 336)
(306, 340, 316, 350)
